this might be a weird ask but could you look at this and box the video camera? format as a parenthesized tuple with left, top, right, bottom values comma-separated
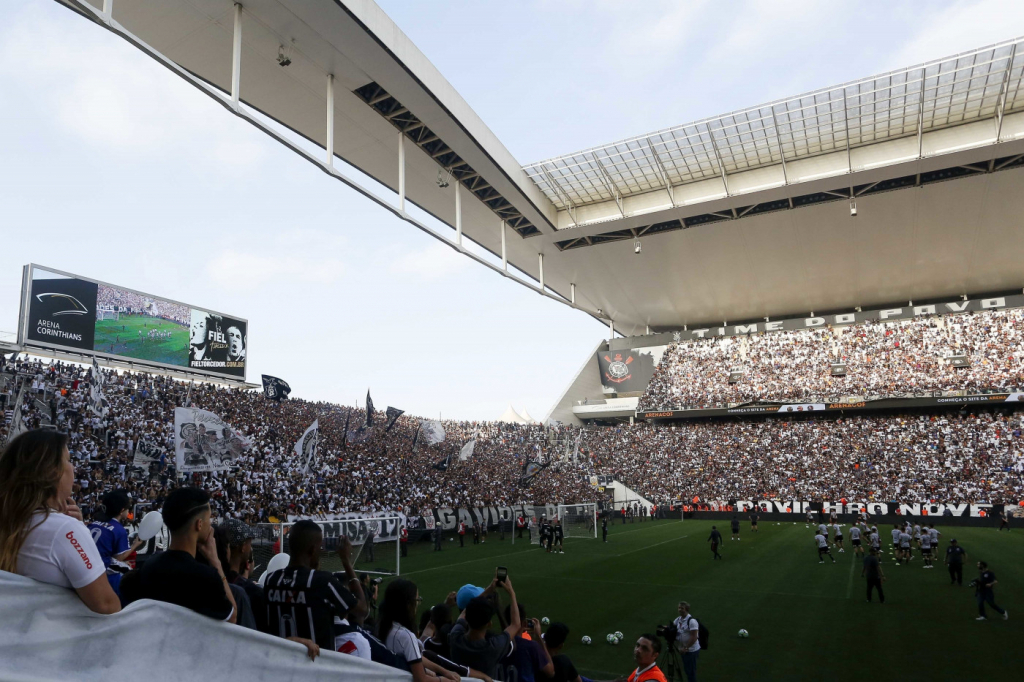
(655, 623, 678, 640)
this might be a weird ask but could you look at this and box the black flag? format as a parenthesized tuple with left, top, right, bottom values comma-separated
(433, 451, 452, 472)
(341, 409, 352, 451)
(519, 459, 549, 487)
(385, 406, 404, 433)
(365, 390, 375, 427)
(262, 375, 291, 401)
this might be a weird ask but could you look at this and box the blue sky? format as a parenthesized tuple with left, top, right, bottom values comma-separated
(1, 0, 1021, 420)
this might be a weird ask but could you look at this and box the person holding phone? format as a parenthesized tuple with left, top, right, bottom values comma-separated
(449, 570, 521, 680)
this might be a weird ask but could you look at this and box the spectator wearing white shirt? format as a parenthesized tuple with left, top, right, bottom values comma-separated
(0, 430, 120, 614)
(673, 601, 700, 682)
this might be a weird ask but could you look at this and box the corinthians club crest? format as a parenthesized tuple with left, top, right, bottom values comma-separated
(603, 353, 633, 384)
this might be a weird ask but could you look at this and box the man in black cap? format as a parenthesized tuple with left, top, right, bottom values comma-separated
(222, 518, 267, 632)
(944, 538, 967, 586)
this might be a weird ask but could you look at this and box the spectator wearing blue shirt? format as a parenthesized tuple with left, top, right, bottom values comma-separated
(87, 490, 144, 596)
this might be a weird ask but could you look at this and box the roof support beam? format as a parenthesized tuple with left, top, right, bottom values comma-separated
(102, 0, 112, 17)
(593, 155, 625, 217)
(706, 123, 730, 197)
(842, 88, 852, 174)
(397, 131, 405, 212)
(770, 109, 789, 185)
(326, 74, 335, 168)
(500, 220, 507, 270)
(538, 253, 544, 290)
(854, 181, 880, 197)
(230, 3, 242, 105)
(995, 43, 1017, 143)
(455, 183, 462, 247)
(541, 167, 578, 226)
(645, 137, 676, 207)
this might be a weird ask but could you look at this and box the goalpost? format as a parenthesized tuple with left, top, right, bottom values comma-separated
(558, 503, 598, 539)
(252, 516, 402, 581)
(96, 309, 119, 321)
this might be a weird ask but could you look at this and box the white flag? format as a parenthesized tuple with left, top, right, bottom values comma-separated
(419, 420, 446, 445)
(459, 439, 476, 462)
(295, 420, 319, 474)
(5, 379, 28, 444)
(88, 357, 109, 418)
(174, 407, 251, 473)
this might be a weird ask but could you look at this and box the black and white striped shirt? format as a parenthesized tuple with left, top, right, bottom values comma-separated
(265, 566, 357, 650)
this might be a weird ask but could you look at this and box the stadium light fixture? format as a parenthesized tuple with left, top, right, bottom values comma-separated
(437, 168, 452, 189)
(634, 240, 642, 255)
(849, 200, 857, 217)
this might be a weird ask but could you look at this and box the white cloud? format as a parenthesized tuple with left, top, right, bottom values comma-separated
(389, 241, 471, 281)
(0, 4, 265, 168)
(887, 0, 1024, 67)
(207, 251, 345, 290)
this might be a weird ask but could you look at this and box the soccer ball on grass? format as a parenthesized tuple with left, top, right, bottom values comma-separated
(541, 617, 550, 626)
(738, 629, 749, 638)
(581, 636, 592, 645)
(606, 634, 619, 644)
(614, 631, 623, 640)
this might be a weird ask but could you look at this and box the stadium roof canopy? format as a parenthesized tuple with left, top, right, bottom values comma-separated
(58, 1, 1024, 336)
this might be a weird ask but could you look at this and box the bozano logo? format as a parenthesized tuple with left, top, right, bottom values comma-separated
(35, 292, 88, 316)
(65, 530, 93, 569)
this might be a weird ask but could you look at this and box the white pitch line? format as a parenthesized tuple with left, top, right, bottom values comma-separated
(616, 535, 689, 557)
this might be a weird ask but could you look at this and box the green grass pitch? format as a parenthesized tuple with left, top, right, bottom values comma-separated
(391, 519, 1022, 681)
(93, 315, 189, 367)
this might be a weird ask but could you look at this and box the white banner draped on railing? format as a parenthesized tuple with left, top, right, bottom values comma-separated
(0, 570, 434, 682)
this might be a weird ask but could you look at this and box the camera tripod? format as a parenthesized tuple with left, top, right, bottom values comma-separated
(660, 643, 687, 682)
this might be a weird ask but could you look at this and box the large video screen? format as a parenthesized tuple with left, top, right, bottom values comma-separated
(19, 264, 247, 380)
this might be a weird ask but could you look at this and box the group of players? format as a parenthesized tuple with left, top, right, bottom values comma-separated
(810, 510, 945, 567)
(535, 515, 565, 553)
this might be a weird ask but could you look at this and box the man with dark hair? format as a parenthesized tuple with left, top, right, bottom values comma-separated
(449, 575, 520, 679)
(221, 518, 267, 632)
(543, 622, 582, 682)
(501, 603, 554, 682)
(730, 516, 740, 541)
(87, 489, 145, 596)
(975, 561, 1008, 621)
(121, 487, 237, 622)
(707, 526, 722, 560)
(627, 634, 667, 682)
(945, 538, 967, 586)
(265, 520, 367, 649)
(862, 547, 886, 603)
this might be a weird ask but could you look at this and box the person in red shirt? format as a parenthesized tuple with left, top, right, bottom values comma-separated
(457, 521, 466, 547)
(400, 525, 408, 557)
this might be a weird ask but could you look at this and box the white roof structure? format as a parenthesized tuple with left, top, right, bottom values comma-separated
(498, 404, 528, 425)
(519, 409, 537, 424)
(56, 2, 1024, 337)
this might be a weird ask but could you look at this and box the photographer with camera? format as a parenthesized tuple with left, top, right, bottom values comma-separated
(973, 561, 1008, 621)
(671, 601, 700, 682)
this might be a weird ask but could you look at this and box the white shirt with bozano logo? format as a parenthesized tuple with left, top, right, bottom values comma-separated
(17, 511, 106, 589)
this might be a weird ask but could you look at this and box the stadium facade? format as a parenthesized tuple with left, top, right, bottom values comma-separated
(51, 1, 1024, 422)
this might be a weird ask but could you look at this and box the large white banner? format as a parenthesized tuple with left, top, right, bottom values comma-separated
(0, 570, 424, 682)
(296, 419, 319, 474)
(419, 420, 445, 445)
(174, 406, 251, 473)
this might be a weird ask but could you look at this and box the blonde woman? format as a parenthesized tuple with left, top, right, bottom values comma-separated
(0, 430, 120, 614)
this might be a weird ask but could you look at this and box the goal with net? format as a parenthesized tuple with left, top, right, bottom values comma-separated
(252, 516, 402, 581)
(96, 309, 119, 321)
(558, 503, 598, 539)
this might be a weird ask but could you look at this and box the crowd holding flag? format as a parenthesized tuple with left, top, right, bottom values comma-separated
(295, 420, 319, 474)
(458, 439, 476, 462)
(384, 406, 404, 433)
(365, 390, 375, 426)
(4, 377, 28, 445)
(174, 406, 251, 473)
(132, 438, 161, 470)
(519, 458, 550, 487)
(340, 409, 352, 451)
(432, 451, 453, 472)
(88, 357, 109, 418)
(262, 375, 291, 401)
(183, 380, 193, 408)
(417, 420, 446, 446)
(347, 390, 376, 444)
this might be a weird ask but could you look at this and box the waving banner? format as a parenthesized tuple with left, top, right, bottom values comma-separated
(295, 420, 319, 474)
(385, 406, 404, 433)
(418, 420, 446, 446)
(88, 357, 109, 418)
(174, 407, 251, 473)
(262, 375, 291, 401)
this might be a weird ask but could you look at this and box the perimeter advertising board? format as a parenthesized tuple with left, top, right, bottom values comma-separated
(18, 264, 247, 380)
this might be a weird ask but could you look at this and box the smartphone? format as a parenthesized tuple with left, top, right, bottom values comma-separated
(496, 566, 508, 584)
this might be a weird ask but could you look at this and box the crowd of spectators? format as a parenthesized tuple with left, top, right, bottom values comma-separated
(639, 308, 1024, 410)
(96, 285, 190, 325)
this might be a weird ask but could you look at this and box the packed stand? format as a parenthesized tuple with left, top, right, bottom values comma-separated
(639, 308, 1024, 410)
